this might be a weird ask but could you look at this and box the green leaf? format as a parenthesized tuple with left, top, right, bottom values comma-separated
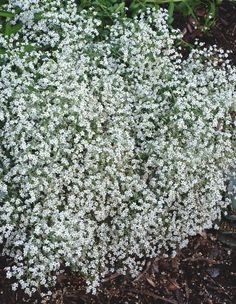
(4, 22, 11, 35)
(168, 1, 175, 25)
(0, 0, 8, 4)
(24, 44, 36, 52)
(209, 2, 216, 16)
(114, 2, 125, 13)
(129, 1, 144, 16)
(5, 22, 22, 36)
(34, 12, 43, 21)
(0, 10, 14, 18)
(0, 48, 6, 54)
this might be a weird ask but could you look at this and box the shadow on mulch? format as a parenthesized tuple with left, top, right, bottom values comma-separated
(1, 1, 236, 303)
(174, 0, 236, 64)
(1, 231, 236, 304)
(57, 231, 236, 304)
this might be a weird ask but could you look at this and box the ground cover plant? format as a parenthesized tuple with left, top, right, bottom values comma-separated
(0, 0, 235, 301)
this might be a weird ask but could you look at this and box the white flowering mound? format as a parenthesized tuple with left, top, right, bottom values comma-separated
(0, 0, 235, 295)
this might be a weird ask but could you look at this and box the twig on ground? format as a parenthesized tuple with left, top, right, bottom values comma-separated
(128, 288, 178, 304)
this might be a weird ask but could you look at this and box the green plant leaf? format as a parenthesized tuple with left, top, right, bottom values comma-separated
(5, 22, 22, 36)
(34, 12, 43, 21)
(129, 2, 142, 15)
(114, 2, 125, 13)
(0, 10, 14, 18)
(24, 44, 36, 52)
(168, 1, 175, 25)
(0, 48, 6, 54)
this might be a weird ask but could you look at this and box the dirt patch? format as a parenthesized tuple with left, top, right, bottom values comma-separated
(55, 232, 236, 304)
(175, 0, 236, 63)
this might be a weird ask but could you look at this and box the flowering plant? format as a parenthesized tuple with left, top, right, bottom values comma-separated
(0, 0, 235, 296)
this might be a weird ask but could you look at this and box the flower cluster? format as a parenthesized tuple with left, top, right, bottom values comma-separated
(0, 0, 235, 296)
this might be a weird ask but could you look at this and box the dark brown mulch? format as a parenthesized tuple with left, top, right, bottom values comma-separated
(175, 0, 236, 63)
(1, 230, 236, 304)
(203, 2, 236, 64)
(0, 1, 236, 303)
(59, 231, 236, 304)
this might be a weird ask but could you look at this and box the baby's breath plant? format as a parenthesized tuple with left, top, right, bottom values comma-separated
(0, 0, 235, 296)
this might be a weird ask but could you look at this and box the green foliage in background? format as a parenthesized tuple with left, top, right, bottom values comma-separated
(76, 0, 224, 30)
(0, 0, 224, 39)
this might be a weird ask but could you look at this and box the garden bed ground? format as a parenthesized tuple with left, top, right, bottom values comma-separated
(0, 1, 236, 303)
(1, 230, 236, 304)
